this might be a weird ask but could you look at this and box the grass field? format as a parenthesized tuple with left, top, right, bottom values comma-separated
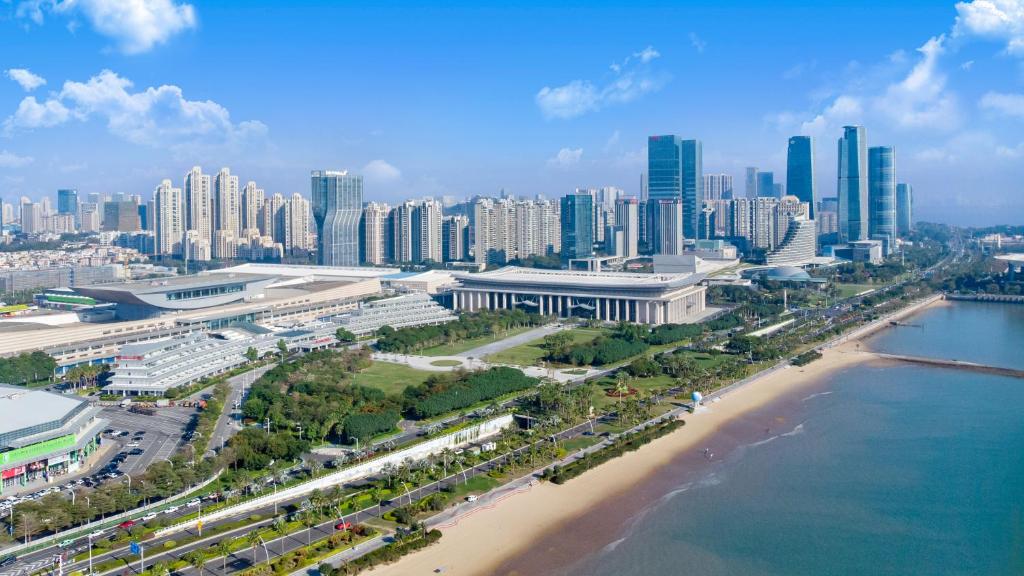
(429, 359, 462, 367)
(484, 327, 607, 366)
(352, 361, 435, 395)
(836, 282, 881, 298)
(418, 325, 537, 357)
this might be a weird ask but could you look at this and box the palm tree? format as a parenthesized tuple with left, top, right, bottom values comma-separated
(183, 551, 205, 576)
(246, 529, 262, 565)
(150, 561, 171, 576)
(272, 516, 287, 555)
(302, 509, 317, 546)
(216, 539, 232, 572)
(370, 487, 384, 517)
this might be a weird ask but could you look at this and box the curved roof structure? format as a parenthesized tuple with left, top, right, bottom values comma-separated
(74, 273, 277, 311)
(764, 266, 811, 281)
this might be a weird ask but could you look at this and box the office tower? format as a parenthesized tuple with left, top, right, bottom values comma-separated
(757, 171, 775, 198)
(241, 181, 264, 232)
(154, 179, 184, 256)
(614, 198, 640, 258)
(137, 203, 150, 232)
(786, 136, 816, 219)
(21, 202, 43, 234)
(654, 199, 684, 255)
(837, 125, 869, 243)
(442, 215, 468, 262)
(57, 189, 79, 226)
(817, 211, 838, 236)
(214, 167, 240, 237)
(896, 183, 913, 237)
(703, 173, 733, 201)
(819, 197, 838, 213)
(311, 170, 362, 267)
(360, 202, 390, 265)
(412, 199, 443, 263)
(745, 167, 759, 199)
(868, 146, 897, 256)
(103, 201, 140, 231)
(184, 166, 213, 246)
(286, 193, 312, 254)
(79, 204, 100, 233)
(560, 192, 594, 260)
(681, 139, 703, 240)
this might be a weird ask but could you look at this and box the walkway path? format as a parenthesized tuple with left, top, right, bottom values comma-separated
(454, 323, 571, 359)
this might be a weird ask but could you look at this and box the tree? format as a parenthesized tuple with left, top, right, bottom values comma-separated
(272, 516, 287, 555)
(14, 511, 39, 543)
(245, 347, 258, 363)
(277, 339, 288, 358)
(183, 551, 206, 576)
(302, 509, 317, 546)
(246, 529, 263, 565)
(335, 328, 356, 343)
(216, 539, 232, 572)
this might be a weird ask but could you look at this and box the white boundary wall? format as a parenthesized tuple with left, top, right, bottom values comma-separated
(156, 414, 513, 536)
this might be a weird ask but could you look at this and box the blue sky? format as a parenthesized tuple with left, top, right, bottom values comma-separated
(2, 0, 1024, 225)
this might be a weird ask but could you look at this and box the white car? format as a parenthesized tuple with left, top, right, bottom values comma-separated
(126, 442, 140, 448)
(186, 498, 201, 507)
(89, 529, 106, 539)
(164, 506, 180, 514)
(142, 512, 158, 521)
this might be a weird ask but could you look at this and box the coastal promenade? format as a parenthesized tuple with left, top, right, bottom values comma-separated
(872, 353, 1024, 379)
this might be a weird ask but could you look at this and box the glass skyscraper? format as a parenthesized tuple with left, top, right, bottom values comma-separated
(868, 146, 896, 256)
(560, 192, 594, 260)
(896, 183, 913, 237)
(756, 171, 775, 198)
(837, 125, 868, 243)
(57, 189, 78, 225)
(311, 170, 363, 267)
(786, 136, 816, 219)
(647, 135, 702, 242)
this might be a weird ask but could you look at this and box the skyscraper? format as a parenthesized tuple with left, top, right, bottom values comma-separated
(868, 146, 896, 255)
(654, 199, 684, 255)
(757, 171, 775, 198)
(360, 202, 390, 265)
(442, 215, 469, 262)
(560, 192, 594, 260)
(896, 183, 913, 237)
(311, 170, 363, 266)
(241, 181, 264, 232)
(703, 174, 733, 201)
(412, 199, 443, 263)
(614, 198, 640, 258)
(837, 125, 868, 243)
(214, 167, 240, 237)
(154, 179, 183, 256)
(286, 193, 312, 254)
(786, 136, 816, 219)
(184, 166, 212, 246)
(648, 135, 702, 241)
(681, 139, 703, 240)
(57, 189, 79, 226)
(745, 167, 759, 199)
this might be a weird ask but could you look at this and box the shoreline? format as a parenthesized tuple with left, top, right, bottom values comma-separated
(367, 296, 945, 576)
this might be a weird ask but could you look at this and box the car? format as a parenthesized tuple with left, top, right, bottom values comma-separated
(88, 529, 106, 539)
(142, 512, 158, 521)
(334, 521, 352, 531)
(186, 498, 201, 507)
(126, 442, 140, 448)
(107, 472, 120, 479)
(164, 506, 180, 514)
(129, 449, 144, 456)
(118, 520, 135, 529)
(465, 495, 478, 502)
(0, 555, 16, 567)
(58, 539, 75, 548)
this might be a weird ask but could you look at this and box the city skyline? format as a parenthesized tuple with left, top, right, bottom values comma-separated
(1, 1, 1023, 225)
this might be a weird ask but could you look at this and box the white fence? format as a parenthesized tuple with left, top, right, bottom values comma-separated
(155, 414, 514, 537)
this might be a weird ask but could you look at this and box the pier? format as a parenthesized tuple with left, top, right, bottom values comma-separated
(873, 353, 1024, 379)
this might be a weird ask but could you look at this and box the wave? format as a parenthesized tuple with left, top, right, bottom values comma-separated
(802, 390, 834, 402)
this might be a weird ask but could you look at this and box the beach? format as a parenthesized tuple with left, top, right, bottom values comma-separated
(369, 344, 874, 575)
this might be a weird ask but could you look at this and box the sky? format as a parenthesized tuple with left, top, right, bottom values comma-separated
(1, 0, 1024, 225)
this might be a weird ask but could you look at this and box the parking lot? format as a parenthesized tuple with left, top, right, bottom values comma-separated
(98, 405, 198, 475)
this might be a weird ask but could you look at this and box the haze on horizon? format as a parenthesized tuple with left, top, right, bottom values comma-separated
(1, 0, 1023, 225)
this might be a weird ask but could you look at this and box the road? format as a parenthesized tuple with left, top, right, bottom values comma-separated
(453, 323, 570, 359)
(209, 364, 275, 454)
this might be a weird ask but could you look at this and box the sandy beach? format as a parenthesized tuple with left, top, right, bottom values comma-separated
(367, 296, 944, 576)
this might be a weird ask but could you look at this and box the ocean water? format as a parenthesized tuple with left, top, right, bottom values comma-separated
(559, 302, 1024, 576)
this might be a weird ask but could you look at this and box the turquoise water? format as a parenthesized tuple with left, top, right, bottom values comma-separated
(561, 302, 1024, 576)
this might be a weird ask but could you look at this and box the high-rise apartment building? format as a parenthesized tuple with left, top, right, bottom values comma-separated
(614, 198, 640, 257)
(360, 202, 391, 265)
(896, 183, 913, 237)
(184, 166, 213, 246)
(560, 192, 594, 261)
(786, 136, 816, 219)
(20, 202, 43, 234)
(703, 174, 733, 201)
(412, 199, 443, 263)
(154, 179, 184, 256)
(311, 170, 362, 267)
(241, 181, 264, 232)
(286, 193, 312, 254)
(442, 215, 469, 262)
(214, 167, 240, 238)
(473, 198, 560, 266)
(868, 146, 896, 256)
(837, 125, 869, 243)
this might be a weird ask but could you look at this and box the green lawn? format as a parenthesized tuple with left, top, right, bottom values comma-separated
(418, 325, 537, 356)
(352, 362, 435, 396)
(484, 327, 607, 366)
(449, 474, 501, 499)
(836, 283, 882, 298)
(429, 359, 463, 367)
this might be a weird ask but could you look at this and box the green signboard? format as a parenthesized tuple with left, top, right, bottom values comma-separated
(0, 434, 77, 466)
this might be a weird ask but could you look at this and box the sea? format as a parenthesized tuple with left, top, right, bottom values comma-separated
(498, 300, 1024, 576)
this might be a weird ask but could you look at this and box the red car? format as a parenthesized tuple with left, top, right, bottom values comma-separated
(118, 520, 135, 529)
(334, 521, 352, 531)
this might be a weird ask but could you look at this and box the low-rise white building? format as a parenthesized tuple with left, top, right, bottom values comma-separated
(332, 293, 456, 336)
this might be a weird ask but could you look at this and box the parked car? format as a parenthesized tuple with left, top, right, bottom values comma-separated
(164, 506, 180, 514)
(334, 521, 352, 531)
(88, 529, 106, 539)
(142, 512, 158, 521)
(118, 520, 135, 529)
(186, 498, 201, 507)
(58, 539, 75, 548)
(0, 555, 16, 567)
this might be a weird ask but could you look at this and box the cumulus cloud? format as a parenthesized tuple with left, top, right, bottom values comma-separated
(548, 147, 583, 167)
(3, 70, 267, 152)
(873, 36, 959, 130)
(954, 0, 1024, 56)
(536, 46, 667, 119)
(0, 150, 34, 168)
(5, 69, 46, 91)
(979, 90, 1024, 117)
(16, 0, 196, 54)
(689, 33, 707, 53)
(362, 159, 402, 182)
(799, 95, 864, 137)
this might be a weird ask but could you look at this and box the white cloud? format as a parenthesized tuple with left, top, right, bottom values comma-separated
(548, 147, 583, 167)
(537, 46, 667, 119)
(5, 68, 46, 91)
(689, 32, 706, 53)
(5, 96, 71, 130)
(799, 95, 863, 137)
(954, 0, 1024, 55)
(961, 59, 975, 70)
(979, 90, 1024, 117)
(996, 142, 1024, 157)
(16, 0, 196, 54)
(3, 70, 267, 151)
(603, 130, 621, 152)
(0, 150, 34, 168)
(873, 36, 959, 130)
(362, 159, 402, 182)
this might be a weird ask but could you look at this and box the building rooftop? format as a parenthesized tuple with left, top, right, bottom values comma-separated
(456, 266, 704, 289)
(0, 385, 86, 438)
